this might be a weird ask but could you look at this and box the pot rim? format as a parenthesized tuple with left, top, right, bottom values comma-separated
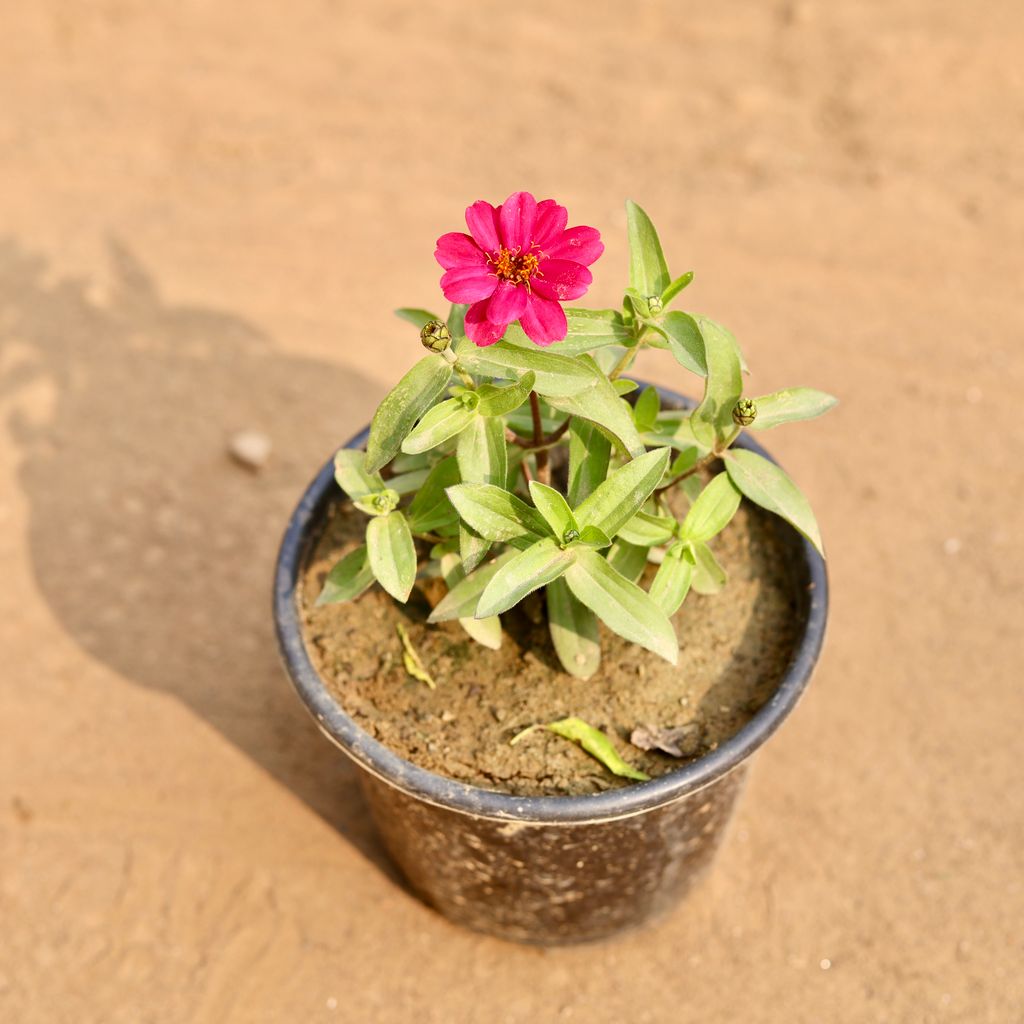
(273, 384, 828, 824)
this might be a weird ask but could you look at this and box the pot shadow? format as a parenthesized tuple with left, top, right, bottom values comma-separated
(0, 237, 400, 879)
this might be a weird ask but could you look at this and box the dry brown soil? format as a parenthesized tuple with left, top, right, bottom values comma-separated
(1, 2, 1021, 1022)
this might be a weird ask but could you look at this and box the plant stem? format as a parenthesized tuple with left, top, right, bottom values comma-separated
(529, 391, 551, 485)
(655, 427, 742, 494)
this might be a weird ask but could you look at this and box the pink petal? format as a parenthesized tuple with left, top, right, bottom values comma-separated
(545, 226, 604, 267)
(435, 232, 486, 270)
(440, 266, 496, 303)
(533, 200, 568, 248)
(465, 300, 506, 347)
(487, 279, 527, 324)
(532, 259, 593, 302)
(465, 201, 501, 253)
(498, 191, 537, 252)
(519, 294, 568, 346)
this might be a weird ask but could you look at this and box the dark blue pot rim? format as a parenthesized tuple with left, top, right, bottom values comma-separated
(273, 384, 829, 824)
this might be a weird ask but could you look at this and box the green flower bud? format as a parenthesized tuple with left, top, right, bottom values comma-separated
(732, 398, 757, 427)
(420, 320, 451, 354)
(646, 295, 663, 314)
(562, 527, 580, 546)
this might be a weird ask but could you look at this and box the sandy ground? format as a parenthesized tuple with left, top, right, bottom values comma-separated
(0, 1, 1021, 1021)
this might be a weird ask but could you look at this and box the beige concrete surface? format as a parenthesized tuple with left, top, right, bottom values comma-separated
(1, 2, 1021, 1021)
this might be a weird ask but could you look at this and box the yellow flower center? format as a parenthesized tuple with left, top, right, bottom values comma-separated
(489, 245, 542, 288)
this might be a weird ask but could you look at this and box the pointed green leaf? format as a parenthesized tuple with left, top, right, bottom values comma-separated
(649, 544, 694, 615)
(504, 308, 632, 356)
(456, 413, 508, 487)
(564, 548, 678, 664)
(477, 538, 576, 618)
(661, 271, 694, 306)
(475, 371, 536, 417)
(387, 467, 431, 495)
(546, 578, 601, 679)
(406, 456, 460, 533)
(439, 552, 502, 649)
(366, 355, 453, 472)
(613, 378, 639, 396)
(365, 511, 416, 602)
(724, 449, 824, 556)
(617, 510, 677, 547)
(633, 385, 661, 433)
(577, 524, 611, 549)
(607, 539, 648, 583)
(401, 397, 477, 454)
(394, 307, 441, 329)
(691, 315, 744, 448)
(575, 447, 671, 539)
(689, 541, 727, 595)
(529, 481, 577, 538)
(652, 311, 707, 377)
(459, 524, 490, 573)
(456, 339, 594, 398)
(567, 420, 612, 506)
(679, 472, 742, 543)
(545, 717, 650, 781)
(429, 549, 518, 622)
(446, 483, 549, 543)
(447, 303, 468, 340)
(747, 387, 838, 431)
(334, 448, 384, 501)
(626, 200, 671, 298)
(316, 545, 375, 605)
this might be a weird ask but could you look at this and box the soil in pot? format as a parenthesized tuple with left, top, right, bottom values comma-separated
(298, 476, 805, 797)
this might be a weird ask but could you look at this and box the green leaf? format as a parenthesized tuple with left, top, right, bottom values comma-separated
(689, 541, 727, 595)
(617, 510, 677, 547)
(316, 545, 375, 605)
(476, 538, 576, 618)
(439, 552, 502, 649)
(448, 303, 468, 340)
(679, 472, 742, 543)
(691, 315, 743, 448)
(747, 387, 838, 431)
(577, 524, 611, 549)
(613, 378, 639, 396)
(366, 355, 453, 473)
(365, 511, 417, 602)
(429, 549, 518, 622)
(649, 544, 694, 615)
(456, 414, 508, 487)
(724, 449, 824, 556)
(547, 357, 646, 456)
(528, 481, 577, 539)
(406, 457, 460, 533)
(633, 385, 661, 433)
(564, 548, 678, 664)
(661, 271, 694, 306)
(475, 371, 536, 417)
(652, 311, 707, 377)
(545, 717, 650, 781)
(446, 483, 549, 543)
(388, 467, 431, 495)
(401, 397, 477, 454)
(607, 539, 648, 583)
(459, 524, 490, 573)
(626, 200, 671, 298)
(624, 288, 651, 319)
(394, 307, 440, 329)
(505, 308, 633, 357)
(352, 487, 399, 517)
(334, 448, 384, 500)
(546, 578, 601, 679)
(575, 447, 671, 539)
(456, 339, 594, 399)
(567, 420, 612, 506)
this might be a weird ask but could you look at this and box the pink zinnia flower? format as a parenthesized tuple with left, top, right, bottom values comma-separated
(434, 191, 604, 347)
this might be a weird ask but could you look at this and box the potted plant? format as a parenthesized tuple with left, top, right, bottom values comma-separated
(274, 193, 832, 944)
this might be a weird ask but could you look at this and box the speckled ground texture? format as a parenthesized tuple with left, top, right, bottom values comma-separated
(1, 2, 1021, 1021)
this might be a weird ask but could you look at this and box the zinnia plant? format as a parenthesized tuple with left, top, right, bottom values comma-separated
(320, 194, 835, 685)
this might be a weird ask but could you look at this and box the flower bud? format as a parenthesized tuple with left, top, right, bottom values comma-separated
(646, 295, 663, 315)
(562, 528, 580, 546)
(420, 320, 451, 354)
(732, 398, 757, 427)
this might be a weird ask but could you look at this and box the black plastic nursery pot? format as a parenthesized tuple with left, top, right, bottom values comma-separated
(273, 385, 829, 945)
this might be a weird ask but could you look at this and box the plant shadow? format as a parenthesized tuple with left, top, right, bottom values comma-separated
(0, 237, 400, 879)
